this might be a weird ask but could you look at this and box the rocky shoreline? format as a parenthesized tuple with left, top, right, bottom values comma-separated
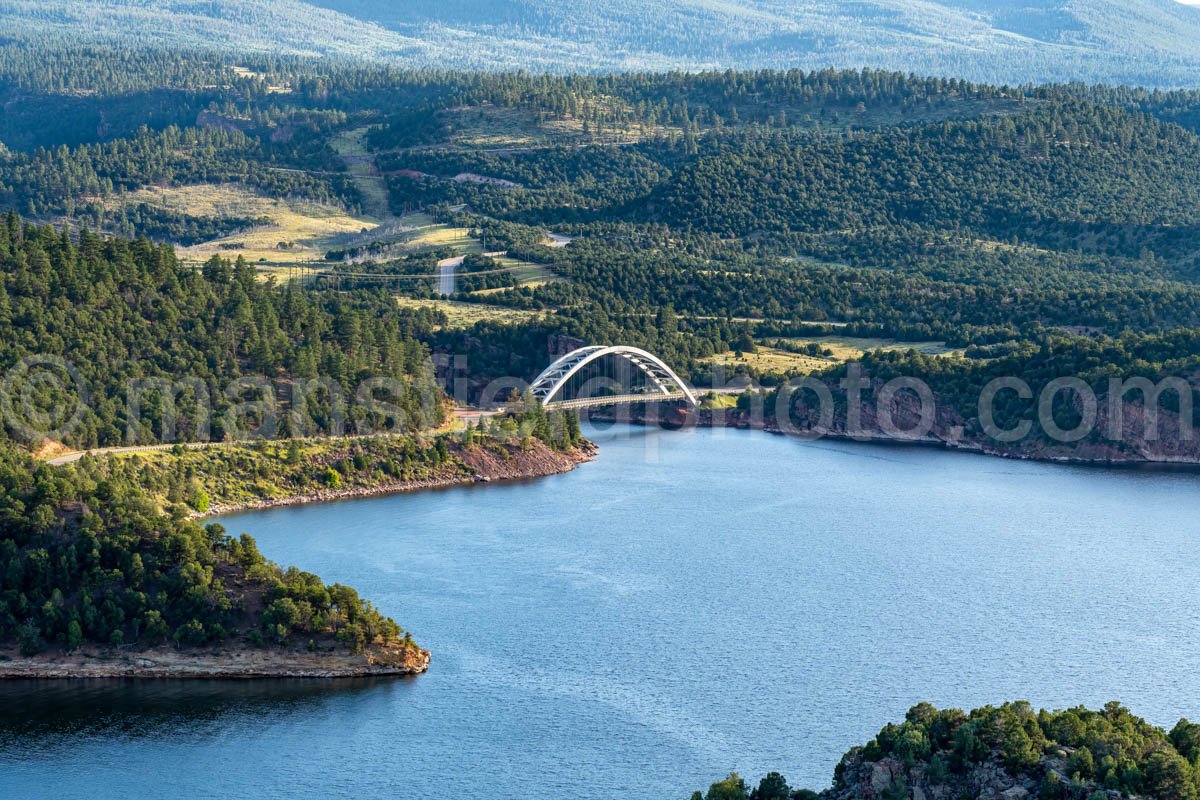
(204, 439, 598, 517)
(596, 404, 1200, 469)
(0, 640, 431, 679)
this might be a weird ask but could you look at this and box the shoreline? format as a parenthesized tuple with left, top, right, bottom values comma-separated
(595, 408, 1200, 471)
(760, 422, 1200, 471)
(0, 641, 432, 680)
(203, 439, 598, 518)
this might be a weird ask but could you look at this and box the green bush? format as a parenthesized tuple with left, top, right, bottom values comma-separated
(322, 467, 341, 489)
(188, 488, 211, 513)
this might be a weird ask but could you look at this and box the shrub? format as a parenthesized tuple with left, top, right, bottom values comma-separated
(66, 620, 84, 651)
(188, 488, 211, 513)
(17, 621, 43, 655)
(173, 619, 207, 647)
(1067, 747, 1095, 780)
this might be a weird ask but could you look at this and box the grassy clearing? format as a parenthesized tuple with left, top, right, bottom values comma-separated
(773, 336, 960, 361)
(418, 104, 679, 152)
(331, 126, 391, 220)
(395, 296, 546, 328)
(332, 211, 482, 255)
(700, 393, 739, 410)
(705, 336, 962, 376)
(249, 264, 320, 284)
(327, 211, 553, 293)
(442, 105, 551, 150)
(230, 66, 291, 94)
(379, 214, 557, 290)
(705, 345, 835, 375)
(473, 255, 559, 293)
(321, 210, 482, 258)
(403, 217, 482, 253)
(120, 183, 377, 266)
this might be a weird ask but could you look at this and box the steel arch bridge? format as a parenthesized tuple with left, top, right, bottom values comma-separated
(530, 345, 698, 411)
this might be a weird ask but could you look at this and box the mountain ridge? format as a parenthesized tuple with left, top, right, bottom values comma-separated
(3, 0, 1200, 88)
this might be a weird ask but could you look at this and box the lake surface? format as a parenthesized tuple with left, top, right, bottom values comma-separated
(5, 424, 1200, 799)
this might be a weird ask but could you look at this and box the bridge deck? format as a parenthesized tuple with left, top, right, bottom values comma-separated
(543, 392, 689, 411)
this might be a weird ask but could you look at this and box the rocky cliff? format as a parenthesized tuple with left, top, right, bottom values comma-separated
(830, 748, 1091, 800)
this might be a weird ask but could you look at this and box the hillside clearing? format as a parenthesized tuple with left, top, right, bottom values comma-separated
(116, 183, 377, 265)
(331, 126, 391, 220)
(705, 345, 835, 375)
(472, 256, 559, 292)
(705, 337, 962, 376)
(395, 296, 547, 328)
(773, 336, 961, 361)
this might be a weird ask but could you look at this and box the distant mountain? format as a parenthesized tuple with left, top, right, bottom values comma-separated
(0, 0, 424, 61)
(5, 0, 1200, 86)
(310, 0, 1200, 84)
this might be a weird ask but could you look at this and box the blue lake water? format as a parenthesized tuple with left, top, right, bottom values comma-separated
(4, 424, 1200, 799)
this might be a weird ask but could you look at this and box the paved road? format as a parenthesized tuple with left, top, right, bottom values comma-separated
(437, 255, 464, 295)
(47, 441, 222, 466)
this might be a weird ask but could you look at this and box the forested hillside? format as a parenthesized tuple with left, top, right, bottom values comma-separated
(0, 216, 445, 449)
(0, 439, 411, 657)
(400, 100, 1200, 259)
(0, 213, 588, 662)
(2, 56, 1200, 459)
(653, 102, 1200, 263)
(0, 125, 354, 222)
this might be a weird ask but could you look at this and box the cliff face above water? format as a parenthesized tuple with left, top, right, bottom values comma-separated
(830, 748, 1104, 800)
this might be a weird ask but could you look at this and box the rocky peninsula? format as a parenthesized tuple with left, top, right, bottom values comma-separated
(2, 428, 595, 680)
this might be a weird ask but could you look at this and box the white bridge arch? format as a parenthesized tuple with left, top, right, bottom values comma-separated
(529, 345, 698, 411)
